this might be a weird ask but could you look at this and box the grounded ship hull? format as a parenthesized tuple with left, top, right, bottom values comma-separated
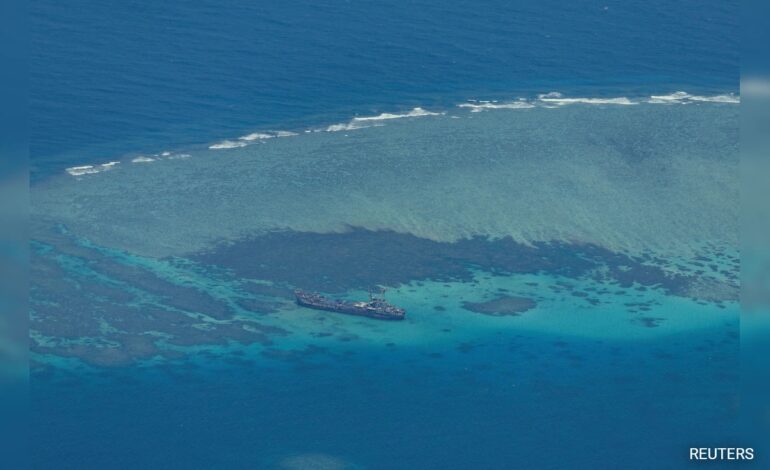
(295, 290, 406, 320)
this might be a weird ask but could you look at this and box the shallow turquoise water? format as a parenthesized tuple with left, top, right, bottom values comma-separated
(28, 0, 746, 466)
(34, 101, 737, 257)
(30, 99, 742, 468)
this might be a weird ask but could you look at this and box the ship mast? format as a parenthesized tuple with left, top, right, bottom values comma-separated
(368, 286, 386, 302)
(370, 286, 386, 301)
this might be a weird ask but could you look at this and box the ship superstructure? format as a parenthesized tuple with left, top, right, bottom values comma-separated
(294, 288, 406, 320)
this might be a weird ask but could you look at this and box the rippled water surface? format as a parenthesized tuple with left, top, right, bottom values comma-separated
(31, 1, 741, 468)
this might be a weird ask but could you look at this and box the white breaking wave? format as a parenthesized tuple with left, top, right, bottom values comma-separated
(648, 91, 692, 103)
(239, 132, 274, 141)
(63, 91, 738, 176)
(209, 140, 248, 150)
(44, 96, 737, 261)
(65, 161, 120, 176)
(325, 107, 441, 132)
(239, 130, 299, 141)
(275, 130, 299, 137)
(648, 91, 740, 104)
(325, 121, 376, 132)
(65, 166, 99, 176)
(456, 91, 739, 112)
(458, 100, 535, 112)
(352, 107, 441, 122)
(538, 92, 636, 106)
(690, 94, 740, 103)
(210, 129, 303, 150)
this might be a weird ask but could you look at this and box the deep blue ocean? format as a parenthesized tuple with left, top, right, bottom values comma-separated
(31, 0, 737, 177)
(30, 1, 745, 469)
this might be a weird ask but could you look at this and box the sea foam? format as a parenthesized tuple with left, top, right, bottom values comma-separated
(325, 121, 377, 132)
(458, 100, 535, 112)
(42, 102, 737, 258)
(63, 91, 738, 178)
(239, 132, 274, 141)
(275, 130, 299, 137)
(537, 92, 636, 106)
(455, 91, 739, 112)
(648, 91, 739, 104)
(65, 161, 120, 176)
(238, 130, 300, 141)
(325, 107, 441, 132)
(209, 140, 248, 150)
(352, 107, 441, 122)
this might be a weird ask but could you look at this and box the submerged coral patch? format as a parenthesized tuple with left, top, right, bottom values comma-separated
(462, 296, 537, 316)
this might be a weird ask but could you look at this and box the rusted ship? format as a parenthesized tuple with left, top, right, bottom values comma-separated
(294, 288, 406, 320)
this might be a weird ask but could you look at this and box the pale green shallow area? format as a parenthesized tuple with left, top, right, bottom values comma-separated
(30, 102, 740, 369)
(32, 103, 738, 259)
